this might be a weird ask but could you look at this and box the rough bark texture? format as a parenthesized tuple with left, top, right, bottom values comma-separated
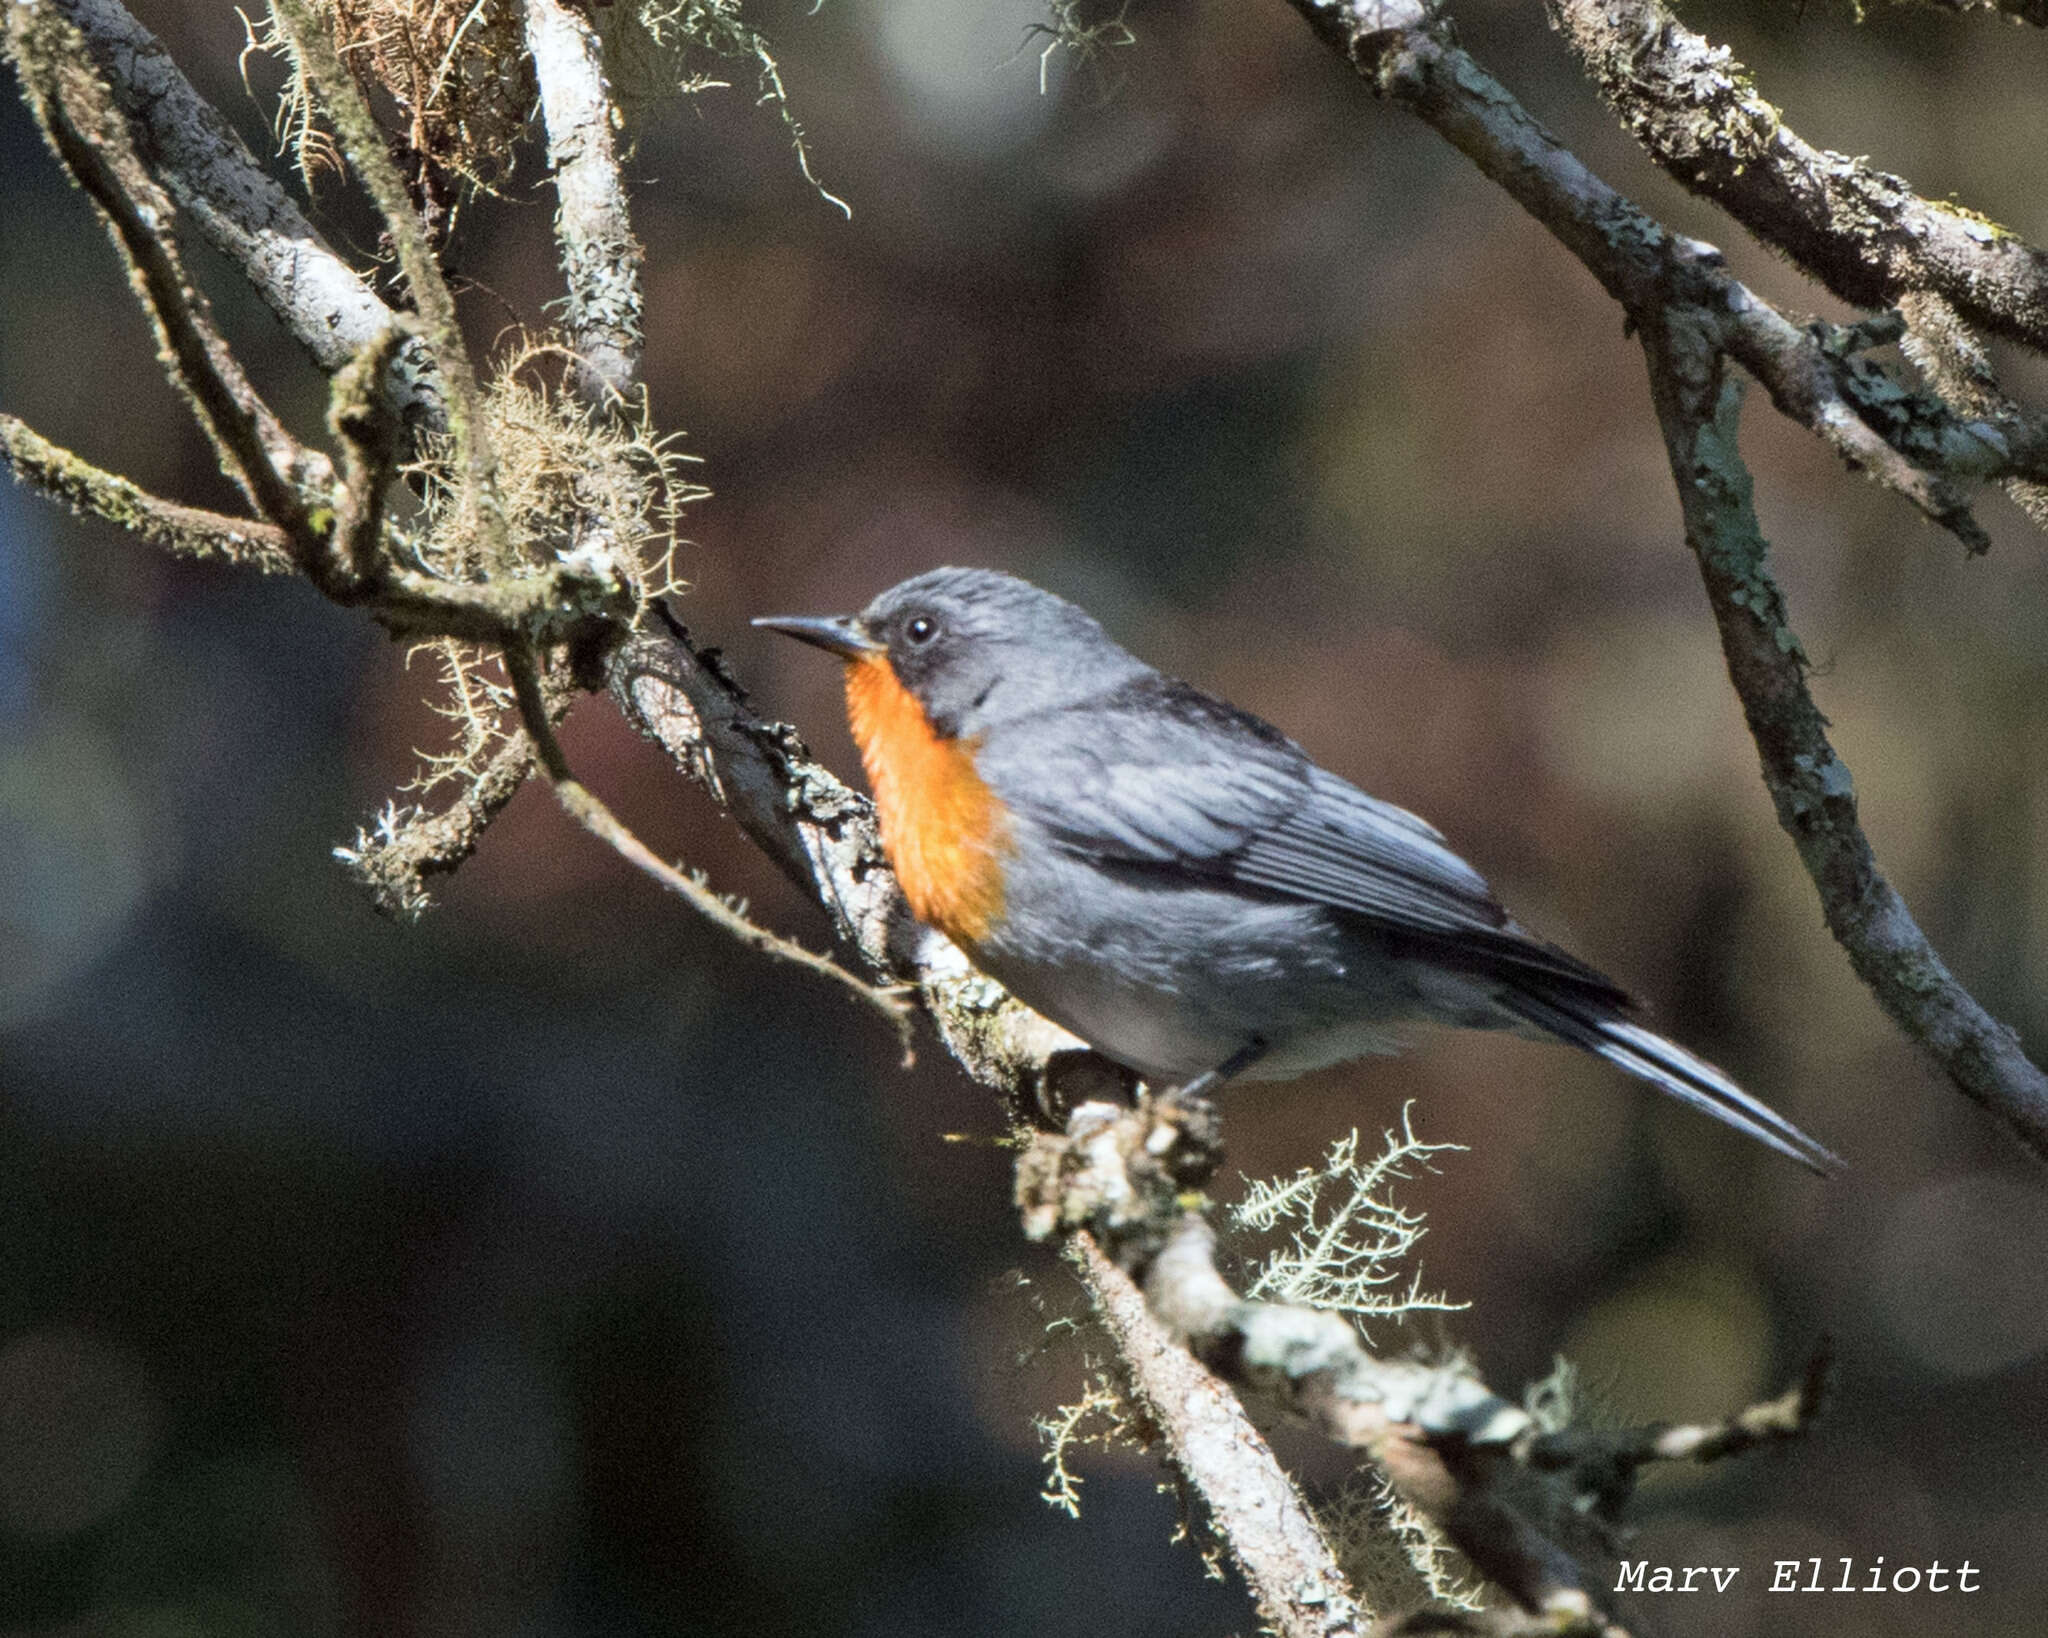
(1076, 1233, 1365, 1638)
(47, 0, 445, 432)
(1641, 326, 2048, 1161)
(525, 0, 644, 402)
(1550, 0, 2048, 352)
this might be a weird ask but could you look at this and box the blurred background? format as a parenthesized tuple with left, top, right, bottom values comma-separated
(4, 0, 2048, 1633)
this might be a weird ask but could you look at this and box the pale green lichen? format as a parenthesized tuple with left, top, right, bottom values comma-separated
(1034, 1369, 1137, 1519)
(1231, 1110, 1466, 1335)
(1927, 197, 2015, 244)
(1690, 373, 1811, 666)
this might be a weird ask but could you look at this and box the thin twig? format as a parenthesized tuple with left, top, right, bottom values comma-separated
(338, 732, 542, 919)
(326, 323, 409, 587)
(0, 412, 296, 573)
(507, 646, 917, 1054)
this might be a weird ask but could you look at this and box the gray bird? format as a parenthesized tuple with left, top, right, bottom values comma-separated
(757, 567, 1840, 1173)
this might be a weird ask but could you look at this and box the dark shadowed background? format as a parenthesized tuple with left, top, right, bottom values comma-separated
(3, 1, 2047, 1633)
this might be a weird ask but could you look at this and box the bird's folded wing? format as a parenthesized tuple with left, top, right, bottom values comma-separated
(983, 676, 1623, 999)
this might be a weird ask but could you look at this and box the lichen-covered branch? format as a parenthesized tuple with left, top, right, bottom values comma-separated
(1640, 321, 2048, 1162)
(1548, 0, 2048, 353)
(1284, 0, 2046, 554)
(0, 3, 1881, 1624)
(327, 322, 409, 588)
(0, 412, 295, 573)
(525, 0, 645, 402)
(1899, 290, 2048, 530)
(1024, 1094, 1826, 1632)
(42, 0, 444, 435)
(337, 731, 541, 917)
(1071, 1231, 1367, 1638)
(1916, 0, 2048, 21)
(605, 613, 1087, 1076)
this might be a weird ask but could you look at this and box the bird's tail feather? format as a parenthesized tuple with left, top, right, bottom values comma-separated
(1500, 992, 1842, 1175)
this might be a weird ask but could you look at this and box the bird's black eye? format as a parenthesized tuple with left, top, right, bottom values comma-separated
(903, 614, 939, 646)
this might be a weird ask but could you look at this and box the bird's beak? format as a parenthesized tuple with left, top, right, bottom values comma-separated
(752, 613, 885, 661)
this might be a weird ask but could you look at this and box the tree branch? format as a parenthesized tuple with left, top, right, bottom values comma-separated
(7, 3, 321, 544)
(1281, 1, 2046, 551)
(1640, 320, 2048, 1161)
(1898, 290, 2048, 530)
(326, 321, 408, 588)
(0, 412, 295, 572)
(1278, 0, 2048, 1156)
(1026, 1094, 1827, 1632)
(336, 729, 543, 918)
(1915, 0, 2048, 22)
(1071, 1231, 1367, 1638)
(42, 0, 445, 435)
(271, 0, 506, 559)
(0, 5, 1881, 1621)
(1547, 0, 2048, 352)
(524, 0, 645, 403)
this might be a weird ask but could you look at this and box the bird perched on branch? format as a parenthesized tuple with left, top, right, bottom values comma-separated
(757, 567, 1840, 1173)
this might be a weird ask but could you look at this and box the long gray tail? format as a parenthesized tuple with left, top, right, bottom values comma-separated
(1500, 991, 1842, 1175)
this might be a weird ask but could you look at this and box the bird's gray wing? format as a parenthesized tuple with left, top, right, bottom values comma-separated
(982, 676, 1623, 998)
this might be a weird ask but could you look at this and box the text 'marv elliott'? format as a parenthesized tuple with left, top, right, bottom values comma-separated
(1616, 1558, 1980, 1594)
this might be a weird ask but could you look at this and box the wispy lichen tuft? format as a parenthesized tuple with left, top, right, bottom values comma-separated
(1029, 0, 1136, 96)
(1315, 1472, 1488, 1617)
(599, 1, 849, 216)
(339, 337, 703, 915)
(1034, 1369, 1139, 1519)
(243, 0, 536, 195)
(1229, 1109, 1466, 1333)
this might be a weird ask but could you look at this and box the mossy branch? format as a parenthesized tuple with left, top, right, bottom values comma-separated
(1027, 1094, 1827, 1633)
(0, 414, 296, 573)
(1549, 0, 2048, 353)
(44, 0, 447, 436)
(1642, 325, 2048, 1161)
(1899, 290, 2048, 531)
(327, 321, 410, 588)
(270, 0, 507, 563)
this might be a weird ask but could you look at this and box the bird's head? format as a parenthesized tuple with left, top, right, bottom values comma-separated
(755, 566, 1144, 739)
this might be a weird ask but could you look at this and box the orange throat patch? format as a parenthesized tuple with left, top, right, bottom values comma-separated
(844, 654, 1010, 946)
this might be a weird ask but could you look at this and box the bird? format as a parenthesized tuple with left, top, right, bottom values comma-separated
(755, 567, 1841, 1174)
